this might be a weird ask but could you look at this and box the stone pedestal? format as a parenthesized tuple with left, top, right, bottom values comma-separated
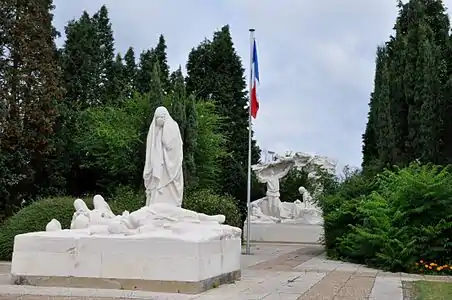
(11, 230, 241, 294)
(243, 222, 323, 244)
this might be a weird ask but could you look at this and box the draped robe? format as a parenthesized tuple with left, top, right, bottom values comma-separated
(143, 107, 184, 207)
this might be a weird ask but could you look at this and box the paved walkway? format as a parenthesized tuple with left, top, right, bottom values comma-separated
(0, 244, 449, 299)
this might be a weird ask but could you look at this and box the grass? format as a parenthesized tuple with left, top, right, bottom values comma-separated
(413, 281, 452, 300)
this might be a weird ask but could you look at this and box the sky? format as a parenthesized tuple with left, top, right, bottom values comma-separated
(52, 0, 451, 169)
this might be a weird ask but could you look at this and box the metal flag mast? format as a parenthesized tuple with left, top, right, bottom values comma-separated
(245, 28, 255, 255)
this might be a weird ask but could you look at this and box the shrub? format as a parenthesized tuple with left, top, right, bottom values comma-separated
(319, 169, 376, 258)
(183, 189, 242, 229)
(109, 185, 145, 215)
(323, 163, 452, 273)
(0, 196, 93, 261)
(279, 168, 311, 203)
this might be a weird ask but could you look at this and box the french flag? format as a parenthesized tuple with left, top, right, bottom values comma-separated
(250, 39, 259, 119)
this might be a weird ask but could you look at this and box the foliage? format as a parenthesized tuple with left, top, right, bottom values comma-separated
(108, 185, 145, 214)
(73, 94, 147, 193)
(322, 163, 452, 273)
(194, 101, 227, 191)
(0, 0, 62, 217)
(0, 196, 93, 261)
(279, 168, 310, 203)
(183, 189, 242, 229)
(0, 0, 258, 232)
(186, 25, 261, 206)
(362, 0, 452, 171)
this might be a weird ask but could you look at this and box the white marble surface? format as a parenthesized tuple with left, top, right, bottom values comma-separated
(11, 230, 241, 282)
(247, 152, 333, 226)
(143, 106, 184, 207)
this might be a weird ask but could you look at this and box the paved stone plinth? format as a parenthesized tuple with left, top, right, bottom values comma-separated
(12, 269, 240, 294)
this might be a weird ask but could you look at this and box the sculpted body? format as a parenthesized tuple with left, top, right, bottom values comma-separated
(143, 106, 184, 207)
(65, 196, 227, 236)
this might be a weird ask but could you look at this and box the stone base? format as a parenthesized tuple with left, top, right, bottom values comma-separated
(11, 230, 241, 294)
(11, 270, 241, 294)
(243, 222, 323, 244)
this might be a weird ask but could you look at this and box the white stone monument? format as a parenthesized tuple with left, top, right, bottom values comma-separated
(244, 152, 336, 244)
(10, 106, 241, 294)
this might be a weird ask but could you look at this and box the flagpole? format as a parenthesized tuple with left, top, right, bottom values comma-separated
(245, 28, 255, 255)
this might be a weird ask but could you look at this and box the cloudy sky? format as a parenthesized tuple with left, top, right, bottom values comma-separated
(52, 0, 447, 169)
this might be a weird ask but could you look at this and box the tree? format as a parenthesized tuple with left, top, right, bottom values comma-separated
(60, 11, 99, 109)
(186, 25, 261, 208)
(184, 96, 198, 187)
(92, 5, 115, 105)
(194, 101, 226, 191)
(149, 62, 164, 110)
(362, 0, 451, 170)
(108, 54, 126, 103)
(136, 49, 154, 94)
(60, 6, 115, 108)
(362, 46, 392, 171)
(123, 47, 137, 98)
(74, 95, 146, 193)
(154, 34, 170, 93)
(0, 0, 62, 216)
(168, 67, 186, 139)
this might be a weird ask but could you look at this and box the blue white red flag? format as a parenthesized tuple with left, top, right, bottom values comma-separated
(250, 39, 259, 119)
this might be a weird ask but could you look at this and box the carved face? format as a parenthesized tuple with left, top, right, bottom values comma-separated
(155, 115, 166, 127)
(154, 106, 169, 127)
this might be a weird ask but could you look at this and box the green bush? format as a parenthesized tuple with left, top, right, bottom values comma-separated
(183, 189, 242, 229)
(109, 185, 145, 215)
(0, 196, 93, 261)
(322, 163, 452, 273)
(319, 169, 376, 257)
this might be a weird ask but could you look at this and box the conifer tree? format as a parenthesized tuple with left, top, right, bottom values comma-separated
(186, 25, 260, 211)
(0, 0, 62, 215)
(136, 49, 154, 94)
(92, 5, 115, 105)
(154, 35, 170, 93)
(124, 47, 137, 98)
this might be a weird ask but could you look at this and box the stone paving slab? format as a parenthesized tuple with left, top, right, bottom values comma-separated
(335, 275, 375, 300)
(369, 276, 403, 300)
(249, 245, 324, 271)
(298, 271, 354, 299)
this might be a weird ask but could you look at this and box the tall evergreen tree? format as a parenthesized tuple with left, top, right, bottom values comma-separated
(60, 12, 98, 108)
(108, 53, 126, 103)
(136, 49, 154, 94)
(124, 47, 137, 98)
(186, 25, 260, 211)
(92, 5, 115, 104)
(60, 6, 115, 108)
(362, 0, 451, 170)
(184, 96, 198, 187)
(154, 34, 170, 93)
(362, 47, 387, 170)
(169, 67, 186, 140)
(149, 62, 164, 109)
(0, 0, 62, 215)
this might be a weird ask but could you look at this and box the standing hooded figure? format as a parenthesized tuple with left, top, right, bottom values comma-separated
(143, 106, 184, 207)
